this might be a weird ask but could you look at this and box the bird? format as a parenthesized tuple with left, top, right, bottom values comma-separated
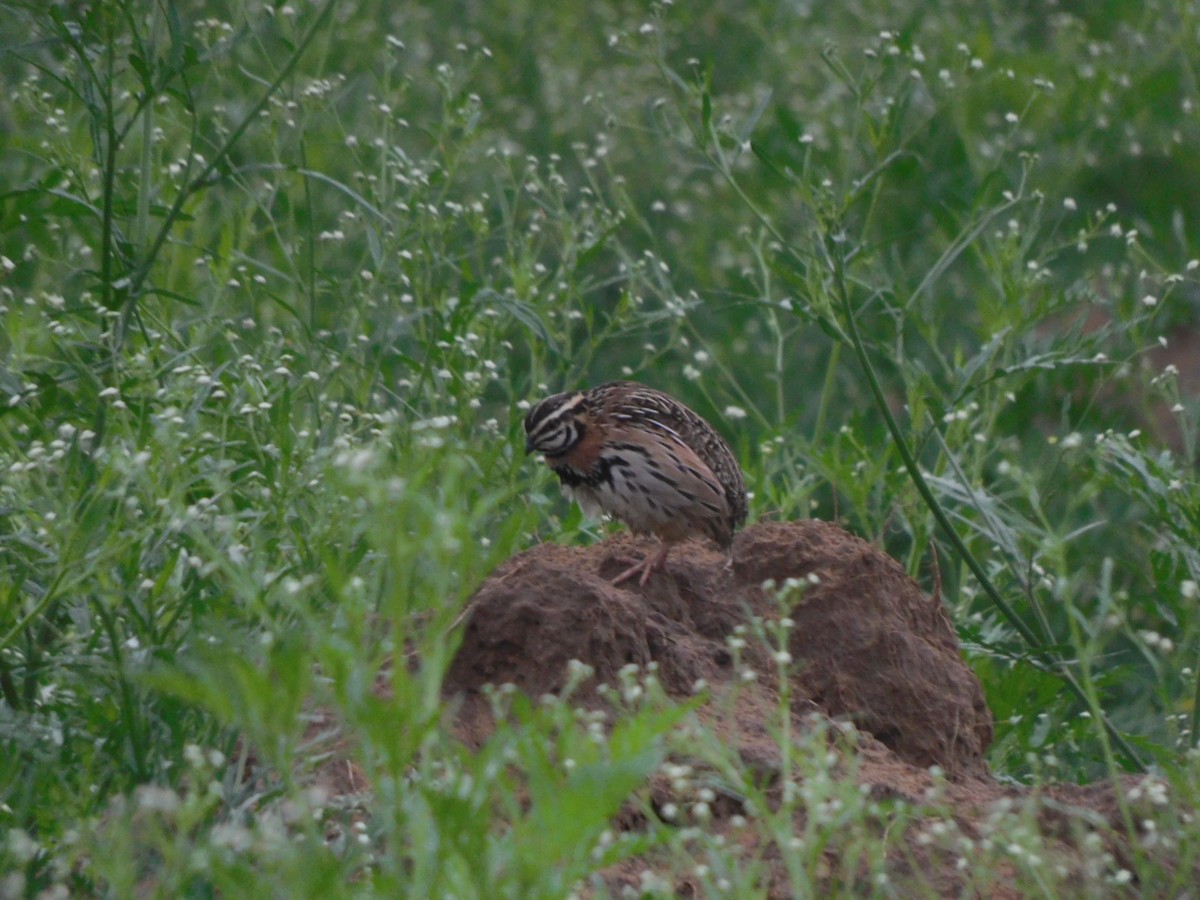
(523, 380, 748, 586)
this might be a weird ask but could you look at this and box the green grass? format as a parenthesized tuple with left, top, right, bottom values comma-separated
(2, 0, 1200, 894)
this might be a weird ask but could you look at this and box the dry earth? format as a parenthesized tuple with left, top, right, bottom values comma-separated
(440, 520, 1170, 896)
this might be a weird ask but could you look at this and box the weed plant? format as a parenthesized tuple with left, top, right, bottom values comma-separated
(1, 0, 1199, 894)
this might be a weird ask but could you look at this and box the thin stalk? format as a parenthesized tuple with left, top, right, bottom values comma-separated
(827, 239, 1145, 773)
(134, 7, 158, 257)
(124, 0, 339, 307)
(94, 600, 148, 780)
(1191, 647, 1200, 749)
(99, 19, 118, 312)
(1061, 577, 1143, 858)
(812, 342, 840, 442)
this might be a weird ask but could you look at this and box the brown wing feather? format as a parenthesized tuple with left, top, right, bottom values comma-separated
(619, 426, 735, 545)
(589, 381, 747, 529)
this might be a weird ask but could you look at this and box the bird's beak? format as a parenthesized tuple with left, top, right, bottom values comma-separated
(524, 435, 536, 456)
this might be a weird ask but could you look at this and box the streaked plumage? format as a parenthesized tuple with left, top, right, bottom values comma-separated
(524, 381, 747, 585)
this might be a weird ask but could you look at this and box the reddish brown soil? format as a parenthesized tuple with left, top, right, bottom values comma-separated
(443, 520, 1168, 896)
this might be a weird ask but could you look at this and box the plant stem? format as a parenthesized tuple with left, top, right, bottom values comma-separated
(826, 236, 1145, 773)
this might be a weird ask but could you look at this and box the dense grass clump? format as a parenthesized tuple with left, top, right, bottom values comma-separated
(2, 0, 1199, 893)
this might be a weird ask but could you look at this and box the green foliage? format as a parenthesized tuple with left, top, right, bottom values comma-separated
(2, 0, 1200, 893)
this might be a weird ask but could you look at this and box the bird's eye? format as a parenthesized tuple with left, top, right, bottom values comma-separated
(547, 426, 571, 452)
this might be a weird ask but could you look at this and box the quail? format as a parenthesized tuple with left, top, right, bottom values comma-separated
(524, 381, 747, 586)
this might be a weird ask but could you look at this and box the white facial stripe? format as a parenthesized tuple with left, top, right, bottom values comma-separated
(543, 393, 586, 424)
(529, 393, 586, 450)
(539, 423, 576, 454)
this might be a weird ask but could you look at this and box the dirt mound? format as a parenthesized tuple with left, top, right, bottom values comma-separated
(446, 519, 991, 779)
(440, 519, 1164, 894)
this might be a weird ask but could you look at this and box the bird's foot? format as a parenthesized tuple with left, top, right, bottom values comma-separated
(611, 543, 670, 587)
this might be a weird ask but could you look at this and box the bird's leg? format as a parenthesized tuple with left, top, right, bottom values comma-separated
(611, 541, 671, 587)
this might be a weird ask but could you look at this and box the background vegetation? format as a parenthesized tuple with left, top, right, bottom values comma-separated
(2, 0, 1199, 894)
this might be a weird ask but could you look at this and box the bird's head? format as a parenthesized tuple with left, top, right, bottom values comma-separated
(523, 389, 588, 457)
